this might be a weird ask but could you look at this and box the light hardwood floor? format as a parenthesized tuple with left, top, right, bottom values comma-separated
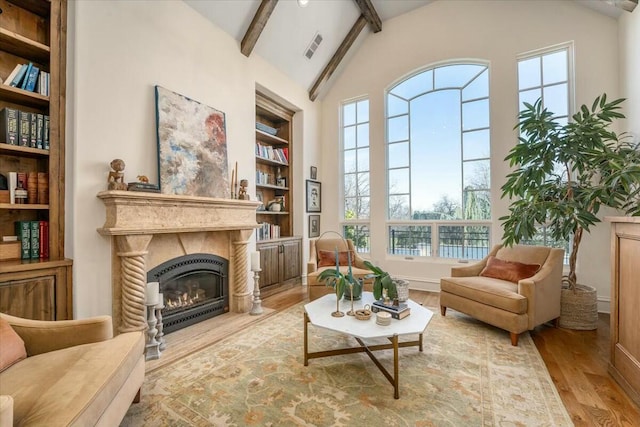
(262, 286, 640, 427)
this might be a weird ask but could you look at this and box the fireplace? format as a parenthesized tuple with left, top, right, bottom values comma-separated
(148, 254, 229, 334)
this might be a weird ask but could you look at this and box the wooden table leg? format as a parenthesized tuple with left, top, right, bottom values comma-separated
(393, 334, 399, 399)
(419, 333, 423, 352)
(303, 311, 309, 366)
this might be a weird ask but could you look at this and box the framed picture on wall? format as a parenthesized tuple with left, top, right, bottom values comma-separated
(306, 180, 321, 213)
(309, 215, 320, 238)
(310, 166, 317, 180)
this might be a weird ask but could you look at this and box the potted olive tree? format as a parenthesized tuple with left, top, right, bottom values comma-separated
(500, 94, 640, 329)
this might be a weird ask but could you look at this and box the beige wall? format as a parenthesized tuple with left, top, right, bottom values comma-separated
(67, 1, 321, 318)
(619, 6, 640, 139)
(320, 0, 620, 310)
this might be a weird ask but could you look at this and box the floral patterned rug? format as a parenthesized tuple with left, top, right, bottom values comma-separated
(122, 303, 572, 426)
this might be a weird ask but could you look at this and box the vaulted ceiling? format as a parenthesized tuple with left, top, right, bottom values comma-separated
(184, 0, 636, 102)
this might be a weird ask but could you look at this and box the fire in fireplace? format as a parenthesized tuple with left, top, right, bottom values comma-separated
(147, 253, 229, 334)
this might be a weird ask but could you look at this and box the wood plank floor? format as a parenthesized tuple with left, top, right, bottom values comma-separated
(261, 286, 640, 427)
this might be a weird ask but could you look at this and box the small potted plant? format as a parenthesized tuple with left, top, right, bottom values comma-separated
(363, 261, 400, 301)
(500, 94, 640, 329)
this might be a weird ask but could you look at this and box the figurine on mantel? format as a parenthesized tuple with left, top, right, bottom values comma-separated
(107, 159, 128, 191)
(238, 179, 249, 200)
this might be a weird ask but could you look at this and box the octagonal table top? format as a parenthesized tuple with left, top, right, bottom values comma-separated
(304, 291, 434, 340)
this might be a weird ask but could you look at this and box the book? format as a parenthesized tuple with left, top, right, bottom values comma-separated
(372, 300, 409, 312)
(9, 64, 28, 87)
(23, 65, 39, 92)
(4, 64, 23, 86)
(29, 112, 37, 147)
(19, 63, 33, 90)
(29, 220, 39, 258)
(35, 114, 44, 148)
(18, 111, 30, 146)
(43, 115, 50, 149)
(371, 304, 411, 319)
(15, 221, 30, 259)
(0, 107, 19, 145)
(39, 220, 49, 258)
(8, 172, 17, 204)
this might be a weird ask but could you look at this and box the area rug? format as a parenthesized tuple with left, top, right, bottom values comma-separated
(122, 303, 572, 426)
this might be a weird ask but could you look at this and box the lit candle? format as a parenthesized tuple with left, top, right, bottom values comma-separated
(251, 251, 261, 271)
(146, 282, 159, 305)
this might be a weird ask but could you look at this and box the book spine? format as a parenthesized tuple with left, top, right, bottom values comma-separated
(8, 172, 17, 204)
(15, 221, 31, 259)
(10, 64, 28, 87)
(27, 172, 38, 204)
(24, 65, 39, 92)
(0, 108, 18, 145)
(43, 115, 50, 150)
(18, 111, 30, 146)
(371, 305, 410, 319)
(36, 114, 44, 148)
(37, 172, 49, 204)
(29, 220, 40, 258)
(19, 63, 33, 89)
(39, 220, 49, 259)
(4, 63, 23, 86)
(29, 112, 37, 147)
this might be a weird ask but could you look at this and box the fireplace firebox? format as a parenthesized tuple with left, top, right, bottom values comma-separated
(147, 253, 229, 334)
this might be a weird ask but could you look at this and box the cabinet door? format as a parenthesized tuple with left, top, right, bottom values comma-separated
(258, 243, 281, 288)
(281, 239, 302, 282)
(0, 276, 55, 320)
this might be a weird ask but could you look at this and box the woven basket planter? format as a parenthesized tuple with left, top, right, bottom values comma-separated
(559, 284, 598, 330)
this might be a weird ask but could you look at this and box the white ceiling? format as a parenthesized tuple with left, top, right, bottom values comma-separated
(184, 0, 623, 101)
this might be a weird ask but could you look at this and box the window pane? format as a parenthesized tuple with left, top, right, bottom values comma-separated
(389, 195, 410, 219)
(356, 100, 369, 122)
(462, 99, 489, 130)
(519, 88, 541, 111)
(388, 142, 409, 168)
(542, 50, 567, 85)
(518, 57, 540, 90)
(344, 126, 356, 149)
(388, 115, 409, 142)
(439, 225, 490, 259)
(435, 64, 485, 89)
(344, 149, 356, 173)
(463, 159, 490, 190)
(388, 168, 409, 194)
(357, 124, 369, 147)
(543, 83, 568, 117)
(390, 70, 433, 99)
(462, 69, 489, 101)
(357, 172, 370, 196)
(388, 94, 408, 116)
(463, 190, 491, 220)
(388, 225, 432, 256)
(344, 173, 356, 198)
(359, 196, 370, 218)
(343, 103, 356, 126)
(463, 129, 490, 160)
(343, 225, 370, 252)
(344, 197, 357, 217)
(357, 148, 369, 172)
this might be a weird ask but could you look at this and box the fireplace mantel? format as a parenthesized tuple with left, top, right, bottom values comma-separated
(97, 190, 261, 334)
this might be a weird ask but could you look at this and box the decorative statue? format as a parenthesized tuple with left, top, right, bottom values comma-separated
(238, 179, 249, 200)
(108, 159, 128, 190)
(137, 175, 149, 183)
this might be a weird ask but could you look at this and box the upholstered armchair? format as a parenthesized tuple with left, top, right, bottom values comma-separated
(307, 235, 372, 301)
(440, 244, 564, 346)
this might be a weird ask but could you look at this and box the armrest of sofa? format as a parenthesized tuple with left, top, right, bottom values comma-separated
(0, 314, 114, 357)
(0, 395, 13, 427)
(517, 248, 564, 328)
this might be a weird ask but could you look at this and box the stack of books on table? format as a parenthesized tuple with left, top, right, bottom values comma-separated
(371, 300, 411, 320)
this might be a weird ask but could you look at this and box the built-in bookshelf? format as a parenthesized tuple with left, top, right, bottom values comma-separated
(0, 0, 72, 320)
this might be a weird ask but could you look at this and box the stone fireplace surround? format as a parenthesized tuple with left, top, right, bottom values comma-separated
(97, 190, 260, 333)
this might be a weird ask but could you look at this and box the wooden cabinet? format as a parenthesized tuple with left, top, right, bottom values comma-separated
(257, 237, 302, 297)
(607, 216, 640, 407)
(0, 0, 72, 319)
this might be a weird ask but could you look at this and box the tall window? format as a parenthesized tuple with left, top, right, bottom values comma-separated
(517, 43, 573, 263)
(342, 98, 370, 252)
(386, 62, 491, 259)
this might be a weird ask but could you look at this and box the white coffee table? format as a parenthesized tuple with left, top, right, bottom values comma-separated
(303, 291, 434, 399)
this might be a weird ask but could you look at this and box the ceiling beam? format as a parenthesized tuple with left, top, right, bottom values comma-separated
(309, 15, 368, 102)
(353, 0, 382, 33)
(240, 0, 279, 57)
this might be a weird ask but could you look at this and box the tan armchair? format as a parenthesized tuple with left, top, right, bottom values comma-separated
(307, 236, 372, 301)
(440, 244, 564, 346)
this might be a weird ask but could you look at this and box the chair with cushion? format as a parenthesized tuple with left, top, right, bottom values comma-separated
(440, 244, 564, 346)
(307, 234, 372, 301)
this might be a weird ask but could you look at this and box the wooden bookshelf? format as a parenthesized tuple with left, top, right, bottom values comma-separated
(0, 0, 72, 320)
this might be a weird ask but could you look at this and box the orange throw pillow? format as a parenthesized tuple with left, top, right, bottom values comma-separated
(317, 250, 355, 268)
(479, 256, 541, 283)
(0, 317, 27, 372)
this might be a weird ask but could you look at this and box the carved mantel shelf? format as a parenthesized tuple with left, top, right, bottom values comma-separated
(97, 190, 261, 334)
(97, 190, 261, 235)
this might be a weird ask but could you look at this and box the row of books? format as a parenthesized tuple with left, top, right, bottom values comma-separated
(3, 63, 51, 96)
(255, 143, 289, 164)
(371, 300, 411, 319)
(256, 222, 280, 241)
(256, 170, 287, 187)
(0, 108, 50, 149)
(15, 220, 49, 259)
(2, 172, 49, 205)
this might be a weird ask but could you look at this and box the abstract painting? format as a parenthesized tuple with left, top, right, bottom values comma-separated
(155, 86, 230, 198)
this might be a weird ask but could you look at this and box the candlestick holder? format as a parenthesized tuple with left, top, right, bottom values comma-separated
(145, 303, 161, 360)
(250, 268, 263, 315)
(155, 299, 166, 352)
(346, 282, 355, 316)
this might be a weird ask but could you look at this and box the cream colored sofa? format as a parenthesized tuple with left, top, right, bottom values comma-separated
(440, 244, 564, 346)
(307, 237, 372, 301)
(0, 313, 145, 426)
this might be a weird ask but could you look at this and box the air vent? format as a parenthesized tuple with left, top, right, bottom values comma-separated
(304, 32, 323, 59)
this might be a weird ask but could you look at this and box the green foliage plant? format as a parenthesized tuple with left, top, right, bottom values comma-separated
(363, 261, 398, 300)
(317, 249, 359, 300)
(500, 94, 640, 290)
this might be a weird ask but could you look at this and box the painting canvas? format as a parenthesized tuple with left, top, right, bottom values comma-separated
(155, 86, 230, 198)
